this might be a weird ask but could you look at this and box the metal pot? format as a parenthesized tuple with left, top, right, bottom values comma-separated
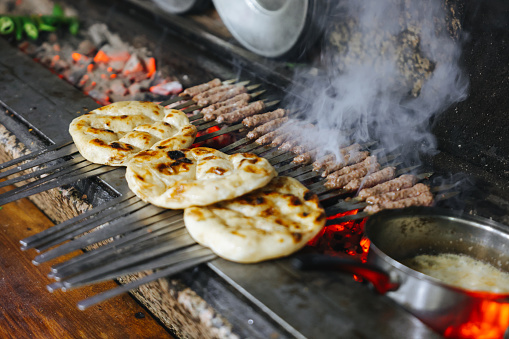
(294, 207, 509, 337)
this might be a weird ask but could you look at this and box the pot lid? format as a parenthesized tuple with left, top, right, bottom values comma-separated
(212, 0, 311, 58)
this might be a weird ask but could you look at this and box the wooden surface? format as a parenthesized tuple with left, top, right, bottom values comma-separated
(0, 184, 174, 339)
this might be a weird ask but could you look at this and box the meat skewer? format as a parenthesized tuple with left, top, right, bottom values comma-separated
(324, 162, 381, 189)
(291, 145, 308, 155)
(247, 117, 289, 140)
(197, 85, 248, 106)
(179, 78, 222, 97)
(254, 120, 297, 145)
(364, 190, 434, 214)
(242, 109, 287, 128)
(366, 183, 430, 205)
(326, 156, 378, 180)
(292, 150, 317, 164)
(216, 100, 266, 124)
(315, 151, 369, 176)
(203, 100, 249, 121)
(193, 84, 236, 101)
(278, 139, 300, 152)
(270, 131, 292, 147)
(201, 93, 251, 115)
(356, 174, 417, 201)
(313, 144, 363, 171)
(344, 166, 396, 192)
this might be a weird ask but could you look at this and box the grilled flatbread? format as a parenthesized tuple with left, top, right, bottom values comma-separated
(184, 176, 326, 263)
(69, 101, 197, 166)
(125, 147, 277, 209)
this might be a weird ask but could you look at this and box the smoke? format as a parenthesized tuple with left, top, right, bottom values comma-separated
(283, 0, 469, 166)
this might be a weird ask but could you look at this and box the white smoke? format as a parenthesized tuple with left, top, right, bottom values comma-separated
(284, 0, 469, 166)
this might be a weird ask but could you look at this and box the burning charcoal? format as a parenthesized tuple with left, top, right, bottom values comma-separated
(123, 53, 144, 77)
(77, 40, 96, 55)
(149, 81, 183, 96)
(109, 79, 127, 96)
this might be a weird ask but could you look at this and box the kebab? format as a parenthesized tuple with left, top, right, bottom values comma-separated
(246, 116, 288, 140)
(216, 100, 267, 124)
(202, 96, 250, 121)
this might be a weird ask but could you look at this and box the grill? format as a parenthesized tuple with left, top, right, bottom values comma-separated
(1, 0, 508, 338)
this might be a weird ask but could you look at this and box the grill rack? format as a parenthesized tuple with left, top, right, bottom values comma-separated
(0, 79, 449, 309)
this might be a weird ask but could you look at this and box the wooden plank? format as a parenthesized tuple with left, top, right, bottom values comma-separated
(0, 183, 174, 338)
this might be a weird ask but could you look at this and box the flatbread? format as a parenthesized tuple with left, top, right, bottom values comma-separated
(69, 101, 197, 166)
(125, 147, 277, 209)
(184, 176, 326, 263)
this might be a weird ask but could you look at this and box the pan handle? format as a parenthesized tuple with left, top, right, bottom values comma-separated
(292, 254, 400, 294)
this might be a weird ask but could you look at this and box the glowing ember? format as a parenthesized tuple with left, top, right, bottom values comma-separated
(308, 208, 369, 261)
(71, 52, 82, 62)
(16, 23, 182, 106)
(442, 301, 509, 339)
(93, 50, 110, 63)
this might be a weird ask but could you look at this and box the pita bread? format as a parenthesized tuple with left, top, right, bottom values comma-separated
(184, 176, 326, 263)
(125, 147, 277, 209)
(69, 101, 197, 166)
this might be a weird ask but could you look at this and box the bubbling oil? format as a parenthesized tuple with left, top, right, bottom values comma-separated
(402, 253, 509, 294)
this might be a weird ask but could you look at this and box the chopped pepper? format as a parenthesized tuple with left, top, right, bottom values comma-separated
(0, 16, 15, 34)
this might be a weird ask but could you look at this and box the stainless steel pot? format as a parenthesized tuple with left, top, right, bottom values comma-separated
(295, 207, 509, 337)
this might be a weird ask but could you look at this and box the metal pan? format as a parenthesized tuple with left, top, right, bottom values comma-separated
(294, 207, 509, 337)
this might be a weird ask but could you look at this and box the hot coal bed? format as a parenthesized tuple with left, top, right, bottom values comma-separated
(0, 0, 509, 338)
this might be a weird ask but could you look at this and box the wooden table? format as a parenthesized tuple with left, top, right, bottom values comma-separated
(0, 185, 175, 338)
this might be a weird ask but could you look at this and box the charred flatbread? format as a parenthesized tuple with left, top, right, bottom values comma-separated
(184, 176, 326, 263)
(125, 147, 277, 209)
(69, 101, 197, 166)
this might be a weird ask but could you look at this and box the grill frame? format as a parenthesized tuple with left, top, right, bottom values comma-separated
(0, 33, 443, 338)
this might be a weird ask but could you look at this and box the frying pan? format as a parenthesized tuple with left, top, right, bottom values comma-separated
(294, 207, 509, 337)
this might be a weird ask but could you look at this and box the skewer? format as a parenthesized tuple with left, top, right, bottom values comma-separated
(323, 171, 435, 213)
(194, 99, 279, 132)
(75, 251, 216, 310)
(0, 143, 79, 180)
(324, 190, 460, 225)
(219, 137, 250, 153)
(53, 223, 190, 283)
(0, 140, 74, 171)
(59, 229, 194, 289)
(32, 199, 163, 257)
(65, 245, 214, 290)
(0, 164, 121, 206)
(50, 212, 185, 276)
(21, 191, 138, 249)
(0, 155, 88, 189)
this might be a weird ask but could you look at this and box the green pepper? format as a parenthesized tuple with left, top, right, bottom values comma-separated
(0, 16, 15, 35)
(68, 18, 79, 35)
(32, 15, 56, 32)
(22, 18, 38, 40)
(52, 4, 64, 17)
(13, 17, 23, 40)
